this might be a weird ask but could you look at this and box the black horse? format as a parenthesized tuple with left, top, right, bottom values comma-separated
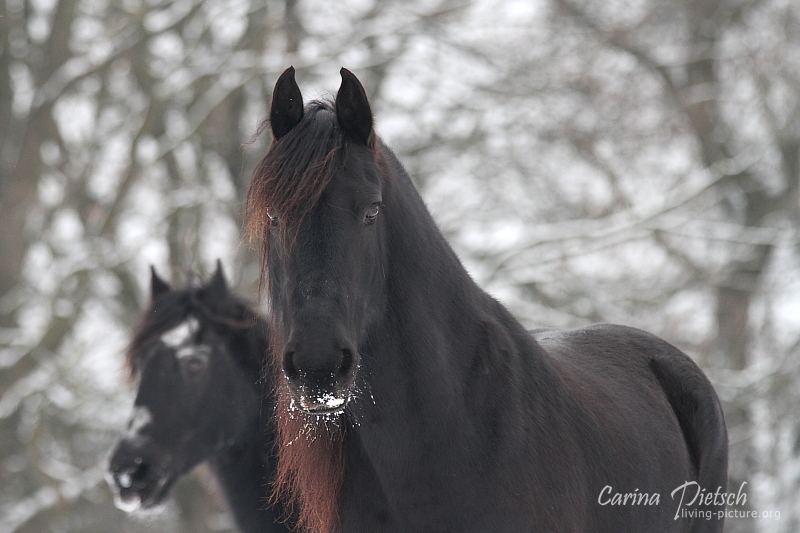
(107, 263, 291, 533)
(245, 67, 729, 533)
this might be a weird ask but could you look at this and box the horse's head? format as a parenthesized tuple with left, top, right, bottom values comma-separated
(108, 264, 262, 511)
(248, 67, 386, 416)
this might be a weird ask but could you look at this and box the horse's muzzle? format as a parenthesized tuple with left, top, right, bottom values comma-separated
(107, 437, 175, 511)
(281, 334, 359, 415)
(296, 390, 349, 414)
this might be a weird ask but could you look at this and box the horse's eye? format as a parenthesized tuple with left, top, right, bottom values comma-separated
(266, 207, 279, 226)
(181, 353, 209, 375)
(364, 204, 380, 224)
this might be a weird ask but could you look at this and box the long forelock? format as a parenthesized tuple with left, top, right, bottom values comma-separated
(246, 101, 348, 262)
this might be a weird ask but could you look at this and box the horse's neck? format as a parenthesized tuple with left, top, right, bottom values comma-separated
(382, 159, 533, 358)
(347, 166, 576, 522)
(211, 328, 283, 533)
(362, 156, 566, 464)
(237, 318, 271, 378)
(211, 411, 283, 533)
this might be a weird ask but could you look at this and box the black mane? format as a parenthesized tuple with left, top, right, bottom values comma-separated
(246, 101, 348, 258)
(126, 283, 265, 379)
(243, 68, 729, 533)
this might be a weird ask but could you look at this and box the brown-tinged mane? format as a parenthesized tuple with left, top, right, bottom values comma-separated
(245, 102, 347, 280)
(267, 321, 345, 533)
(245, 101, 354, 533)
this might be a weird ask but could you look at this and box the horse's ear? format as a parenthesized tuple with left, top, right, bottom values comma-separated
(150, 266, 171, 299)
(336, 67, 373, 145)
(204, 259, 227, 297)
(270, 66, 304, 140)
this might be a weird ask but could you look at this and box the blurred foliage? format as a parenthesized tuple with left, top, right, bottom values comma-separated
(1, 0, 798, 532)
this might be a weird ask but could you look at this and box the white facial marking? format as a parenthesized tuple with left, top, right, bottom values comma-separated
(176, 346, 195, 359)
(114, 493, 142, 512)
(160, 317, 199, 348)
(127, 406, 152, 436)
(176, 344, 211, 361)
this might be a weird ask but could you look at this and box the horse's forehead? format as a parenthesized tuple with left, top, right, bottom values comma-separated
(160, 316, 200, 347)
(326, 156, 381, 200)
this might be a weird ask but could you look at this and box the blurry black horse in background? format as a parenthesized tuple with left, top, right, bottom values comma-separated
(108, 263, 291, 533)
(244, 67, 729, 533)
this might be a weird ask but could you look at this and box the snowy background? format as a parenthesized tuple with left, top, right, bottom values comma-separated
(1, 0, 799, 531)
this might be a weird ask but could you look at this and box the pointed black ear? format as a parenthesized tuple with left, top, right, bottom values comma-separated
(270, 66, 304, 140)
(336, 68, 373, 145)
(204, 259, 227, 297)
(150, 266, 171, 299)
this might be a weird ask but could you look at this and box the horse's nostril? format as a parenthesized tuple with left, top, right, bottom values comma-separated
(339, 348, 353, 377)
(283, 350, 299, 380)
(118, 471, 133, 488)
(281, 340, 356, 385)
(113, 459, 149, 490)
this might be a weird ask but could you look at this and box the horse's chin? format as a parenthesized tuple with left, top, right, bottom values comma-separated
(294, 392, 350, 416)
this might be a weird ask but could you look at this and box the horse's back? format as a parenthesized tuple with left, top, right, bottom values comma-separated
(533, 324, 727, 533)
